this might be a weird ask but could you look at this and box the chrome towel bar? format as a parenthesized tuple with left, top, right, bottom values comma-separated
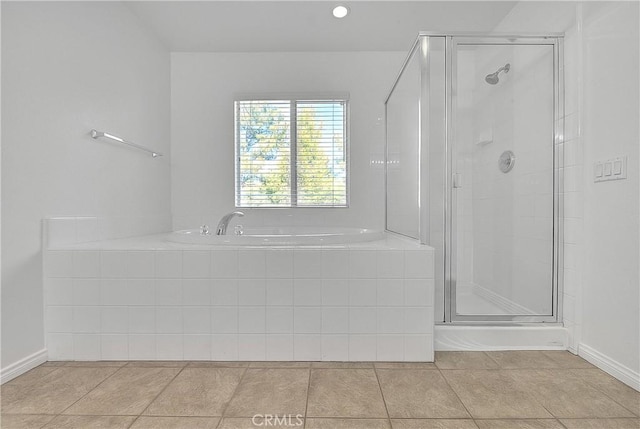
(90, 129, 163, 158)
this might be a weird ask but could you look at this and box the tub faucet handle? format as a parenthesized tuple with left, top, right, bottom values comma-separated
(200, 224, 211, 236)
(216, 211, 245, 235)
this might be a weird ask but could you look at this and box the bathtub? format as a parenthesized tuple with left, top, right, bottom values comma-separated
(169, 226, 385, 246)
(43, 216, 435, 363)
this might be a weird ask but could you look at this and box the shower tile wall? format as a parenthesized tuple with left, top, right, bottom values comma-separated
(43, 245, 435, 362)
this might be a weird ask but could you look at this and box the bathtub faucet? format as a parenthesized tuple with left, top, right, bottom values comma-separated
(216, 211, 245, 235)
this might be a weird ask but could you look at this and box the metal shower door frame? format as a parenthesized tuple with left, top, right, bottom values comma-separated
(444, 35, 564, 324)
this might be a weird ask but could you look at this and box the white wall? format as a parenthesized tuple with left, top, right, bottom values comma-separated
(494, 1, 640, 387)
(171, 51, 404, 231)
(1, 2, 171, 372)
(579, 1, 639, 381)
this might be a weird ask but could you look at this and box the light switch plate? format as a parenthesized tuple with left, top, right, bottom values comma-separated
(595, 156, 627, 182)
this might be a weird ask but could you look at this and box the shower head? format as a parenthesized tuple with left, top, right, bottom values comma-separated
(485, 63, 511, 85)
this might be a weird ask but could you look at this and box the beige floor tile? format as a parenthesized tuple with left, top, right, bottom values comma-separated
(508, 369, 635, 418)
(130, 416, 221, 428)
(125, 361, 188, 367)
(0, 414, 55, 429)
(474, 419, 564, 429)
(435, 352, 499, 369)
(571, 369, 640, 416)
(217, 417, 299, 429)
(484, 351, 560, 369)
(442, 370, 552, 419)
(377, 370, 469, 418)
(306, 418, 390, 428)
(310, 362, 374, 369)
(144, 367, 244, 416)
(307, 369, 387, 418)
(187, 362, 249, 368)
(1, 367, 119, 415)
(224, 368, 309, 417)
(391, 420, 479, 429)
(540, 351, 594, 369)
(560, 418, 640, 428)
(374, 362, 437, 369)
(41, 415, 136, 428)
(248, 361, 311, 368)
(40, 362, 67, 367)
(63, 367, 180, 415)
(62, 361, 127, 367)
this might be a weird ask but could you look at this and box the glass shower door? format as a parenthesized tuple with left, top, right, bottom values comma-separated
(449, 38, 560, 322)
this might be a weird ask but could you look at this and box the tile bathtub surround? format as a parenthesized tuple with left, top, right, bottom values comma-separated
(44, 235, 435, 362)
(1, 352, 638, 429)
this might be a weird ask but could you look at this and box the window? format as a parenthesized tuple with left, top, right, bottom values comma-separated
(235, 98, 348, 207)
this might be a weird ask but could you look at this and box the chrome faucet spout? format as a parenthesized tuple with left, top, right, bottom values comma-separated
(216, 211, 245, 235)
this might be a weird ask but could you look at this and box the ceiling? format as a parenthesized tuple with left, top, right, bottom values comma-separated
(126, 1, 518, 52)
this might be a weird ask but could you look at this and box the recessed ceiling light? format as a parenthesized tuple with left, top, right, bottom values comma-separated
(332, 5, 349, 19)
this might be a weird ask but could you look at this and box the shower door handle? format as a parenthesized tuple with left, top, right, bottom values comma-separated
(453, 173, 463, 189)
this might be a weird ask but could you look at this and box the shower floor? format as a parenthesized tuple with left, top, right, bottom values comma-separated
(457, 290, 508, 315)
(455, 282, 541, 317)
(456, 283, 513, 316)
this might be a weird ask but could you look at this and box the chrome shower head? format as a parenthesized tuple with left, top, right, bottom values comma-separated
(485, 63, 510, 85)
(485, 73, 500, 85)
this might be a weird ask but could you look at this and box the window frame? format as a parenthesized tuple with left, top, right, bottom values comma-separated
(234, 94, 350, 209)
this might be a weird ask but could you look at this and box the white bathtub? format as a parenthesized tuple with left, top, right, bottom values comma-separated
(168, 226, 385, 246)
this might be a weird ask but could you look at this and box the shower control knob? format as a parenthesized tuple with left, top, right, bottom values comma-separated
(499, 151, 516, 173)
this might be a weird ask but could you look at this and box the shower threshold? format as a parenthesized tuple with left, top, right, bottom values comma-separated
(434, 324, 568, 351)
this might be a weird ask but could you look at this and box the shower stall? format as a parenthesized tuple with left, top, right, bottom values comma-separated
(385, 34, 564, 327)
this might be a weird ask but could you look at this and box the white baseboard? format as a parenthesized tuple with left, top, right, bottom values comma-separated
(1, 349, 48, 384)
(579, 343, 640, 391)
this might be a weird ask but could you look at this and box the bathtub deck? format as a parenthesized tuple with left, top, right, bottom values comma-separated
(46, 231, 428, 251)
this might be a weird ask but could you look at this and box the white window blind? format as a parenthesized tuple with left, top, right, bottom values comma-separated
(235, 99, 348, 208)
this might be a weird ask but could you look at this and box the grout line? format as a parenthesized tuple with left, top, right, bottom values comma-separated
(55, 365, 125, 416)
(557, 417, 640, 421)
(481, 350, 502, 368)
(215, 365, 249, 429)
(568, 368, 640, 417)
(137, 364, 187, 417)
(35, 414, 56, 429)
(426, 367, 591, 371)
(437, 367, 475, 420)
(505, 370, 557, 420)
(126, 415, 140, 429)
(302, 367, 313, 429)
(372, 365, 393, 428)
(40, 413, 152, 417)
(303, 417, 402, 420)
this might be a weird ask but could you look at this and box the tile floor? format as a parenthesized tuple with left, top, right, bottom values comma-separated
(1, 351, 638, 429)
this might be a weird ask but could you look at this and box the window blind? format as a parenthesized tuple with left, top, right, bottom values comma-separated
(235, 99, 348, 208)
